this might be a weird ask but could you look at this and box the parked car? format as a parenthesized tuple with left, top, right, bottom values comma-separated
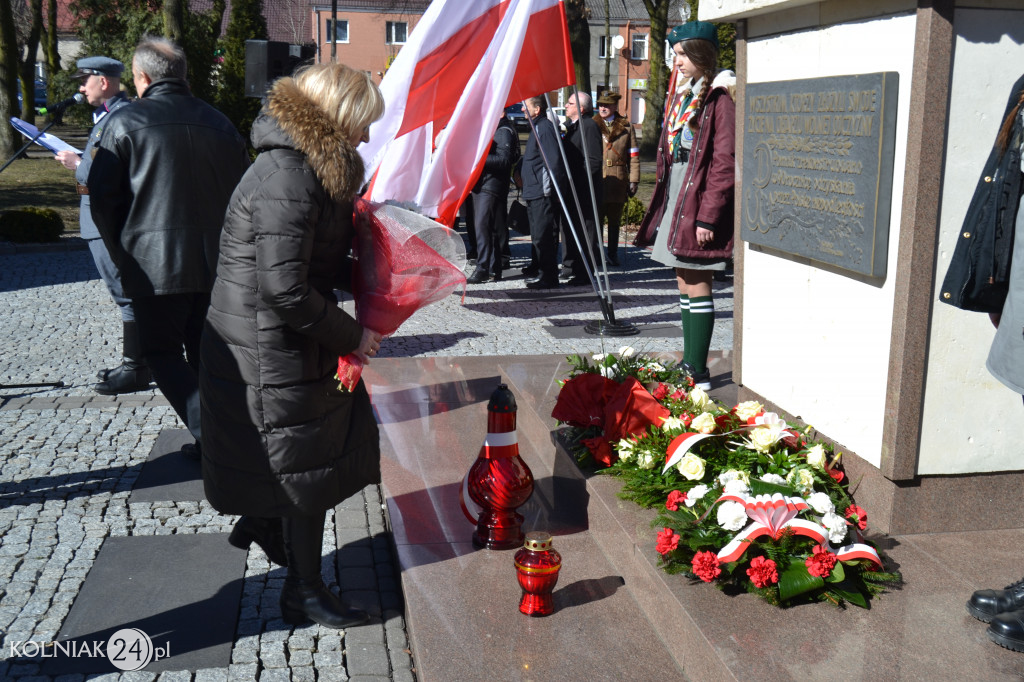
(550, 106, 567, 132)
(15, 80, 47, 114)
(505, 103, 529, 132)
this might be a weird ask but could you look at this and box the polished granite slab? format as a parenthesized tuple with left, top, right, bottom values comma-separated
(365, 354, 1024, 681)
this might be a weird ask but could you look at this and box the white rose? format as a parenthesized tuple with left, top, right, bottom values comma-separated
(685, 484, 709, 507)
(747, 426, 782, 454)
(648, 362, 666, 372)
(615, 438, 635, 461)
(805, 444, 828, 470)
(821, 511, 848, 544)
(690, 412, 717, 434)
(676, 453, 706, 480)
(786, 468, 815, 494)
(759, 473, 786, 485)
(723, 478, 749, 495)
(689, 387, 711, 409)
(600, 366, 615, 379)
(637, 449, 657, 470)
(734, 400, 764, 421)
(717, 501, 748, 531)
(806, 492, 835, 515)
(660, 415, 687, 432)
(618, 345, 636, 358)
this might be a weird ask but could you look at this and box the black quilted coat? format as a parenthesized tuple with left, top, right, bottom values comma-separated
(200, 78, 380, 517)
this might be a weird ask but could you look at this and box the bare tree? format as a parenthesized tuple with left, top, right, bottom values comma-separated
(640, 0, 673, 159)
(42, 0, 59, 80)
(164, 0, 185, 43)
(15, 0, 43, 124)
(0, 0, 19, 158)
(565, 0, 590, 94)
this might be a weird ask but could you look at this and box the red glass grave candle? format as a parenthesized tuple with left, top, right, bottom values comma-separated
(514, 532, 562, 616)
(465, 384, 534, 550)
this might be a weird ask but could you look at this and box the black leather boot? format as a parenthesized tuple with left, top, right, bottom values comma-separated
(280, 514, 368, 628)
(228, 516, 288, 566)
(989, 608, 1024, 652)
(967, 578, 1024, 623)
(95, 321, 152, 395)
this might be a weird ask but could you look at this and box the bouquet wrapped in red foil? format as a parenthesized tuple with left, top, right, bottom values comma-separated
(337, 198, 467, 390)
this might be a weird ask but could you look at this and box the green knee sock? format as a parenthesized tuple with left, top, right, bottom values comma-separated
(686, 295, 714, 373)
(678, 295, 690, 359)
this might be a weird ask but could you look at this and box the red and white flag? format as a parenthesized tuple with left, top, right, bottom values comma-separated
(359, 0, 574, 226)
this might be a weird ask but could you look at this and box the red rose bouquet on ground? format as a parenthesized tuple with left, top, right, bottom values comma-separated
(336, 199, 467, 390)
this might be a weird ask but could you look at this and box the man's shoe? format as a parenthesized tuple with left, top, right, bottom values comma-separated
(181, 442, 202, 461)
(490, 272, 503, 282)
(565, 276, 589, 287)
(229, 516, 289, 566)
(521, 266, 539, 277)
(94, 364, 152, 395)
(968, 578, 1024, 623)
(989, 608, 1024, 652)
(525, 278, 558, 289)
(466, 269, 490, 284)
(280, 580, 369, 629)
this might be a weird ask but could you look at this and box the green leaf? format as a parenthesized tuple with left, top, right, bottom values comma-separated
(748, 479, 796, 497)
(829, 584, 869, 608)
(778, 562, 824, 602)
(825, 561, 846, 583)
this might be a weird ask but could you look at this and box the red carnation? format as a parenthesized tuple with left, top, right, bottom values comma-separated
(670, 389, 686, 401)
(828, 466, 845, 483)
(665, 490, 687, 511)
(804, 545, 838, 578)
(652, 383, 670, 400)
(680, 413, 693, 427)
(746, 556, 779, 588)
(845, 505, 867, 531)
(656, 527, 680, 555)
(692, 551, 721, 582)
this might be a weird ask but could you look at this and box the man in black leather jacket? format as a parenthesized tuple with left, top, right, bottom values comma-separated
(89, 35, 249, 458)
(467, 114, 519, 283)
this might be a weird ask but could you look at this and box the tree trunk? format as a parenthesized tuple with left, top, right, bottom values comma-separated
(565, 0, 590, 95)
(43, 0, 58, 79)
(18, 0, 43, 124)
(0, 0, 19, 158)
(640, 0, 671, 160)
(164, 0, 184, 43)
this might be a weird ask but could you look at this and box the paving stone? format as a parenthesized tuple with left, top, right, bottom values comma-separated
(345, 642, 390, 677)
(155, 672, 191, 682)
(193, 669, 228, 682)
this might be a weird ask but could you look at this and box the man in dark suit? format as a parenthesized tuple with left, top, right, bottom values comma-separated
(562, 92, 603, 287)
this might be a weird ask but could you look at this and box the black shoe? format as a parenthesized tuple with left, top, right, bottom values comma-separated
(180, 442, 202, 461)
(229, 516, 288, 566)
(521, 266, 539, 277)
(525, 278, 558, 289)
(989, 608, 1024, 652)
(94, 364, 152, 395)
(968, 578, 1024, 623)
(680, 362, 712, 391)
(280, 580, 369, 629)
(466, 269, 490, 284)
(565, 276, 589, 287)
(490, 272, 503, 282)
(96, 366, 116, 381)
(558, 268, 573, 280)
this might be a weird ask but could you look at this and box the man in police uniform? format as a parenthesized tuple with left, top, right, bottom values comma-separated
(55, 56, 150, 395)
(595, 91, 639, 266)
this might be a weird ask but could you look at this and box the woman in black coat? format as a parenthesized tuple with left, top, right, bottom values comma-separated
(200, 63, 385, 628)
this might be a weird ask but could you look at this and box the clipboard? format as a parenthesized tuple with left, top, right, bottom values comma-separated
(9, 117, 84, 155)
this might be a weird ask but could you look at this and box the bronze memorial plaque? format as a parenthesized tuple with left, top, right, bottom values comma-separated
(741, 73, 899, 277)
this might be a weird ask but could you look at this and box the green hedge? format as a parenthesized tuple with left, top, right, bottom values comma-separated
(0, 207, 66, 243)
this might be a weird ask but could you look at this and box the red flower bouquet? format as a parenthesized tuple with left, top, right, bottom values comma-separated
(337, 199, 467, 390)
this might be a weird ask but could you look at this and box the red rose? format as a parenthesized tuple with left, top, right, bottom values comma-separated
(845, 505, 867, 531)
(670, 389, 686, 401)
(804, 545, 838, 578)
(656, 527, 680, 555)
(828, 467, 845, 483)
(652, 383, 670, 400)
(692, 550, 721, 582)
(665, 490, 687, 511)
(745, 556, 779, 588)
(680, 413, 693, 427)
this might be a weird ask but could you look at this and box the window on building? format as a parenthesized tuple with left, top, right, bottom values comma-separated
(631, 33, 648, 61)
(598, 36, 610, 59)
(386, 21, 408, 44)
(326, 18, 349, 43)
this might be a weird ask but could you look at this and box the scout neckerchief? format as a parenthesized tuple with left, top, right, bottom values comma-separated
(666, 74, 704, 159)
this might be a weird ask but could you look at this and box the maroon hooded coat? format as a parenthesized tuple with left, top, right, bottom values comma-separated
(635, 70, 736, 260)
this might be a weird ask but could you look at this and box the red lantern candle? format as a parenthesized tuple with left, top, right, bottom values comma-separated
(466, 384, 534, 550)
(514, 532, 562, 616)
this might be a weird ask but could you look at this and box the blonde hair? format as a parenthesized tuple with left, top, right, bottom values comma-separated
(292, 63, 385, 141)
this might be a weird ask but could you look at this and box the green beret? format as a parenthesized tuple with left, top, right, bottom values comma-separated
(668, 21, 719, 49)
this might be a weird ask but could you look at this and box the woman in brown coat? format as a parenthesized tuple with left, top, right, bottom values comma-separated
(635, 21, 735, 390)
(200, 63, 384, 628)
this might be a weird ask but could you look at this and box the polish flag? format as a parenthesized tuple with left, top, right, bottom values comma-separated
(359, 0, 574, 226)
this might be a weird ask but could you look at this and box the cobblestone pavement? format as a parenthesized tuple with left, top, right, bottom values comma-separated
(0, 238, 732, 681)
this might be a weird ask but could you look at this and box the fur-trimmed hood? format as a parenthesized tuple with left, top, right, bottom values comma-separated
(251, 78, 365, 202)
